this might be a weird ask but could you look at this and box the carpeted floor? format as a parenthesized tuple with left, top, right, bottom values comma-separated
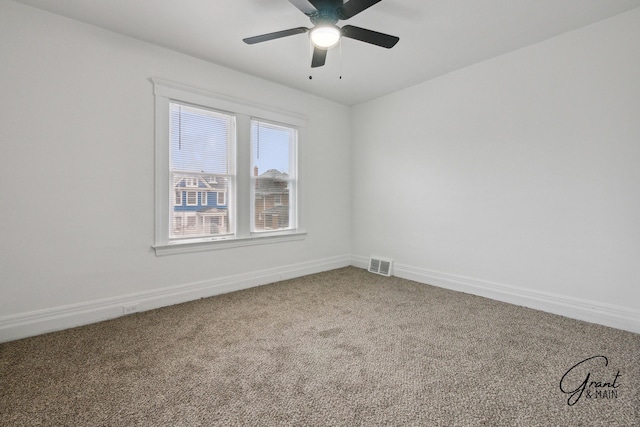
(1, 267, 638, 426)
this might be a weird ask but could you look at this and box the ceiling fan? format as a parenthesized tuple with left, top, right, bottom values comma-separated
(243, 0, 399, 68)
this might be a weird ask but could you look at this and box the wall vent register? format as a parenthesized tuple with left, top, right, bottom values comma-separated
(368, 257, 393, 277)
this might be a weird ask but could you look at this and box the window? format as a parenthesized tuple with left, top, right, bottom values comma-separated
(170, 103, 233, 238)
(153, 78, 306, 255)
(186, 216, 196, 230)
(185, 190, 198, 206)
(251, 120, 297, 232)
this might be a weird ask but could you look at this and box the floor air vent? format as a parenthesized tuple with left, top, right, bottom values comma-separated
(368, 257, 393, 277)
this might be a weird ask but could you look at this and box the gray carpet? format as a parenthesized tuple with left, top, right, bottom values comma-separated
(1, 267, 639, 426)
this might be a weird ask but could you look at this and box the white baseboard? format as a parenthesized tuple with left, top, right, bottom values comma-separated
(352, 255, 639, 334)
(0, 254, 352, 343)
(351, 255, 370, 270)
(3, 255, 637, 343)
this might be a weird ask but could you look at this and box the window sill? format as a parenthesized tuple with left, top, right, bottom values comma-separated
(153, 230, 307, 256)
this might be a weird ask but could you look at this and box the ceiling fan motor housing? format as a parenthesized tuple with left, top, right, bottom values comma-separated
(310, 8, 339, 25)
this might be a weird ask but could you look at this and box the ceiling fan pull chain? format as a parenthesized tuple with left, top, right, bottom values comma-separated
(308, 38, 314, 80)
(339, 39, 343, 80)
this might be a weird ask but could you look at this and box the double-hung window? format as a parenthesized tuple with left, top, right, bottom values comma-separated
(251, 120, 297, 233)
(152, 79, 306, 255)
(170, 103, 234, 239)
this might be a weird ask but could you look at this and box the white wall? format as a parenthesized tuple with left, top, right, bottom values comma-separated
(352, 9, 640, 331)
(0, 1, 351, 340)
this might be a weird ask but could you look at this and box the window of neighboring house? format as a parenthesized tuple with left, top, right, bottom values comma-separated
(186, 191, 198, 206)
(186, 216, 196, 230)
(152, 78, 306, 255)
(251, 120, 297, 232)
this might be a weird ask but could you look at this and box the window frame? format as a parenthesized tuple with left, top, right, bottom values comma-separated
(186, 191, 198, 206)
(217, 191, 226, 206)
(152, 78, 307, 256)
(250, 119, 298, 234)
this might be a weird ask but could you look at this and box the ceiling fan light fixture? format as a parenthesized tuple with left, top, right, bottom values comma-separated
(310, 25, 341, 49)
(243, 0, 398, 68)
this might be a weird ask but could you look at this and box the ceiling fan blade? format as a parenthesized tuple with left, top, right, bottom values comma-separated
(288, 0, 317, 16)
(337, 0, 382, 20)
(307, 0, 344, 9)
(243, 27, 309, 45)
(341, 25, 399, 48)
(311, 47, 327, 68)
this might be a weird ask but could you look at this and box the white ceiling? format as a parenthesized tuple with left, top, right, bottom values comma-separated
(13, 0, 640, 106)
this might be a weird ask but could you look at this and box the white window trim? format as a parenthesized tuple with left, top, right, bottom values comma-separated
(152, 78, 307, 256)
(174, 191, 182, 206)
(217, 191, 226, 206)
(250, 119, 298, 234)
(201, 191, 208, 206)
(186, 191, 198, 206)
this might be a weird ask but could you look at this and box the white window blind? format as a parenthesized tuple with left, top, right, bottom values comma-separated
(170, 102, 235, 240)
(251, 120, 297, 233)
